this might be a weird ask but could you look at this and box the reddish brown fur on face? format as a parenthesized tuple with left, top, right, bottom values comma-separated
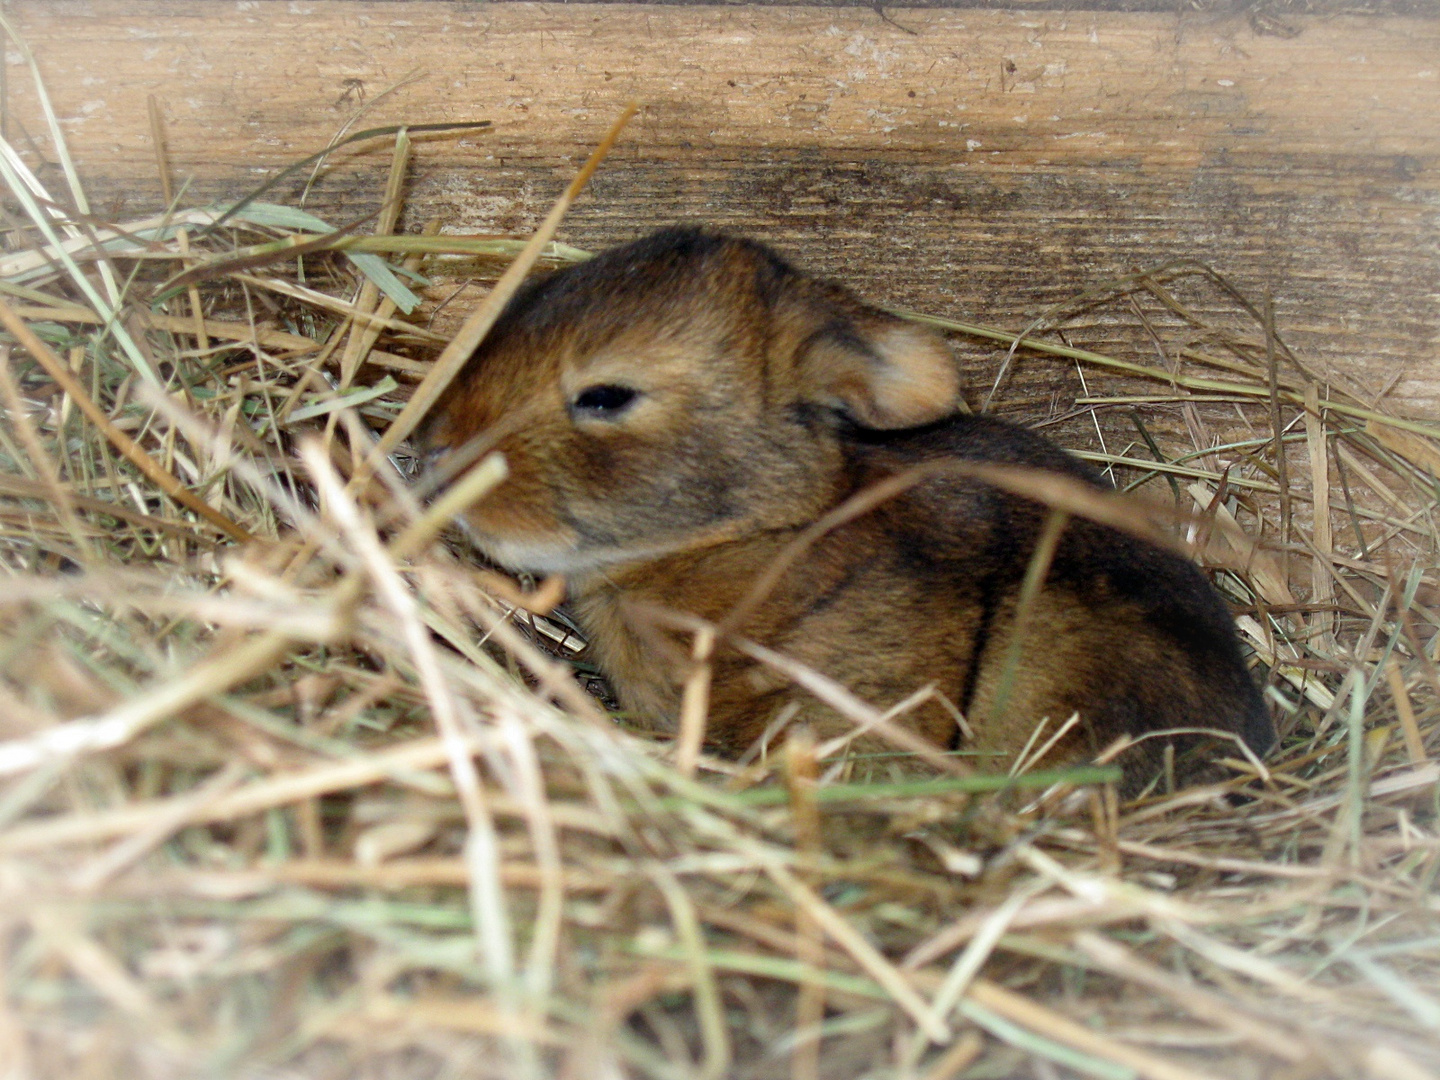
(425, 227, 1274, 791)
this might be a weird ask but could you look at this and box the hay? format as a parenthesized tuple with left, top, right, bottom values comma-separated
(0, 42, 1437, 1080)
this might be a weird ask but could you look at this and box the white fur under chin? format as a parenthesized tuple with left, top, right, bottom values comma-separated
(456, 511, 727, 578)
(474, 532, 679, 577)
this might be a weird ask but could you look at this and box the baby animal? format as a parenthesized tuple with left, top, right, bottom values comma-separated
(423, 228, 1274, 789)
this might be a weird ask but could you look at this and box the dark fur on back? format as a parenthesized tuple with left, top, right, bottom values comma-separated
(854, 418, 1273, 766)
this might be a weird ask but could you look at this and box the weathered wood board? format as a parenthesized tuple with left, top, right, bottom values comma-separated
(8, 1, 1440, 420)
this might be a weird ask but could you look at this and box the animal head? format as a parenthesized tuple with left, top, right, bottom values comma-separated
(422, 227, 960, 575)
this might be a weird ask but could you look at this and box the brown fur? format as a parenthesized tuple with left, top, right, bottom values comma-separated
(423, 228, 1274, 789)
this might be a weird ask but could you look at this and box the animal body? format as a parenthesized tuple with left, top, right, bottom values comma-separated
(424, 228, 1274, 789)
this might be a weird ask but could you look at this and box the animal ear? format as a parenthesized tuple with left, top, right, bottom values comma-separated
(798, 315, 960, 430)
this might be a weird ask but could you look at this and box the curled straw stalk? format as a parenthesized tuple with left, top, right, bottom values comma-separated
(0, 56, 1437, 1080)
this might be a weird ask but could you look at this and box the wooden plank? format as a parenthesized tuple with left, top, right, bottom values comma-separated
(7, 1, 1439, 419)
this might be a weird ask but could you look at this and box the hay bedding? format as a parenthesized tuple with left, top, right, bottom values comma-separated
(0, 41, 1436, 1080)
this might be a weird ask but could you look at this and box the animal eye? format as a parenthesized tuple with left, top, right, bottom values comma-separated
(571, 384, 639, 418)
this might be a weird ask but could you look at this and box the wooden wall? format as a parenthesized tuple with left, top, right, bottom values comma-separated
(7, 1, 1439, 421)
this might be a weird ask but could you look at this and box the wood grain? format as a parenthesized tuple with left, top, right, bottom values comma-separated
(7, 1, 1439, 420)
